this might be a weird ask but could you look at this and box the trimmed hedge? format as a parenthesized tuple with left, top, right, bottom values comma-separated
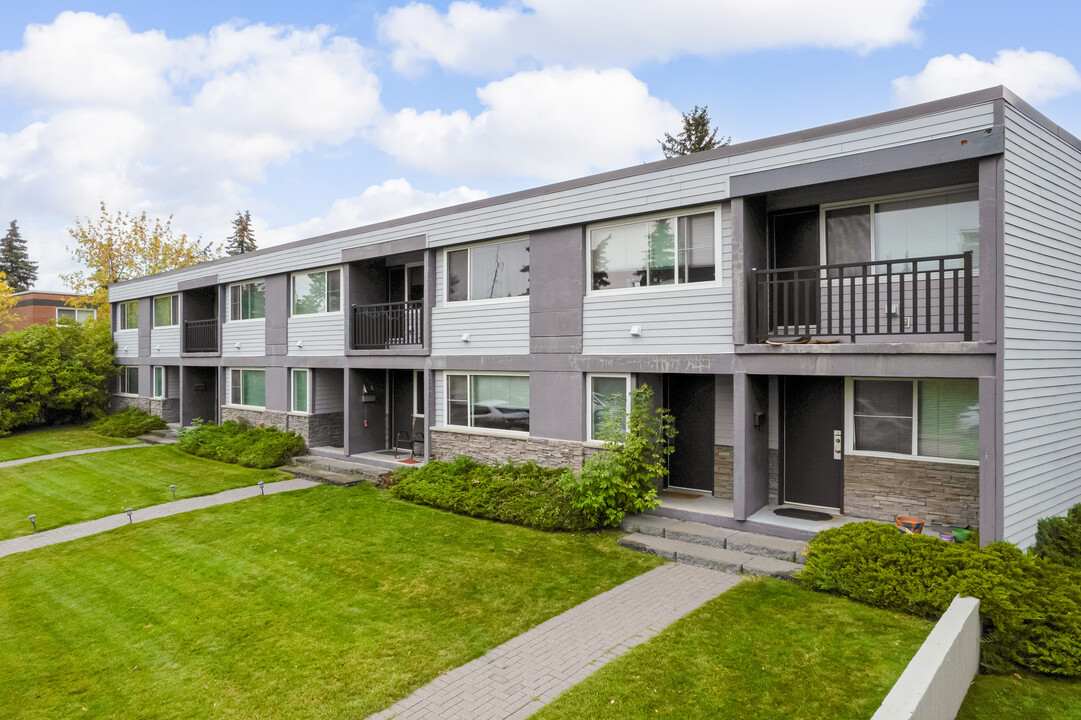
(389, 456, 593, 532)
(92, 408, 167, 438)
(1032, 503, 1081, 570)
(801, 522, 1081, 676)
(177, 420, 305, 469)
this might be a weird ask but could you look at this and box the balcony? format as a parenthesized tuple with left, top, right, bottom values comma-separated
(183, 318, 219, 353)
(752, 251, 973, 343)
(351, 300, 424, 350)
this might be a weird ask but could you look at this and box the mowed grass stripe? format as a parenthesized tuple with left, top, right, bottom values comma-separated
(0, 425, 140, 463)
(0, 484, 662, 719)
(0, 445, 290, 540)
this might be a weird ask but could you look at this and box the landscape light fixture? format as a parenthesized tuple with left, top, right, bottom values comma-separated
(27, 514, 36, 532)
(258, 481, 265, 495)
(169, 484, 177, 500)
(125, 508, 134, 524)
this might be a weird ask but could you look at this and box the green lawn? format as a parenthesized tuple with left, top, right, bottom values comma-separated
(532, 578, 932, 720)
(0, 425, 140, 462)
(0, 445, 290, 540)
(0, 484, 661, 719)
(959, 673, 1081, 719)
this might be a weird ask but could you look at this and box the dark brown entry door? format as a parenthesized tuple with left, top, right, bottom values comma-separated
(782, 376, 844, 510)
(666, 375, 715, 492)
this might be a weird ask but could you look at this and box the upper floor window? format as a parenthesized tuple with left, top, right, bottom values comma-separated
(118, 300, 138, 330)
(57, 307, 95, 323)
(230, 280, 266, 321)
(589, 211, 716, 292)
(292, 268, 341, 315)
(153, 295, 178, 328)
(824, 188, 979, 273)
(446, 238, 530, 302)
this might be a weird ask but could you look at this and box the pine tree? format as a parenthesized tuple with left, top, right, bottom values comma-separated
(226, 210, 257, 255)
(0, 220, 38, 292)
(659, 105, 731, 158)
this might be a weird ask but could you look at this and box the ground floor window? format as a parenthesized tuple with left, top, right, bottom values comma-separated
(588, 374, 631, 441)
(230, 368, 266, 408)
(291, 369, 310, 413)
(153, 366, 165, 398)
(848, 377, 978, 462)
(117, 366, 139, 395)
(446, 373, 529, 432)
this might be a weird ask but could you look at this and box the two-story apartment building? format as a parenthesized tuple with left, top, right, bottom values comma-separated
(108, 86, 1081, 548)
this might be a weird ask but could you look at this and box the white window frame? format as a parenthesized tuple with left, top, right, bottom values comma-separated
(819, 184, 980, 272)
(586, 205, 721, 297)
(152, 294, 179, 328)
(56, 307, 96, 323)
(413, 370, 424, 418)
(228, 279, 267, 323)
(290, 368, 312, 414)
(587, 373, 633, 442)
(443, 371, 530, 435)
(118, 300, 139, 330)
(291, 266, 342, 316)
(228, 368, 267, 409)
(117, 366, 140, 396)
(844, 377, 978, 466)
(152, 366, 165, 398)
(443, 236, 530, 306)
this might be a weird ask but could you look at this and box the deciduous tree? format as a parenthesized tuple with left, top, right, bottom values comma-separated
(659, 105, 730, 158)
(0, 272, 16, 332)
(226, 210, 257, 255)
(0, 220, 38, 292)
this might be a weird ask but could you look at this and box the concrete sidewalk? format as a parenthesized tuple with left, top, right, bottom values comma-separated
(0, 443, 152, 469)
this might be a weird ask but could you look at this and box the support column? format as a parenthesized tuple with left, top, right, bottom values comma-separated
(978, 375, 1003, 544)
(733, 372, 770, 521)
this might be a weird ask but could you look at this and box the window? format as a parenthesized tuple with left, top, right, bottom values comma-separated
(56, 307, 95, 323)
(291, 369, 310, 413)
(292, 268, 341, 315)
(153, 366, 165, 398)
(824, 188, 979, 273)
(589, 374, 630, 441)
(230, 281, 266, 321)
(153, 295, 179, 327)
(230, 368, 266, 408)
(414, 370, 424, 418)
(446, 238, 530, 302)
(589, 211, 715, 292)
(848, 378, 978, 462)
(446, 373, 529, 432)
(117, 366, 139, 395)
(118, 300, 138, 330)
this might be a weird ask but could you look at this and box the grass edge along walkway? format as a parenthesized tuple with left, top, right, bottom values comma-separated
(0, 478, 318, 558)
(0, 443, 151, 468)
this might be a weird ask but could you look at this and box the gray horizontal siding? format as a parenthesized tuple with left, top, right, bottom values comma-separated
(313, 368, 344, 414)
(1001, 103, 1081, 548)
(715, 375, 733, 444)
(287, 313, 345, 356)
(434, 371, 445, 426)
(222, 320, 266, 357)
(110, 103, 995, 302)
(431, 251, 530, 355)
(114, 329, 139, 358)
(150, 327, 180, 357)
(166, 366, 180, 398)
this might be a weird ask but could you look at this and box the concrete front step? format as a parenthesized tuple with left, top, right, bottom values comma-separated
(291, 456, 387, 483)
(622, 515, 809, 564)
(281, 465, 370, 487)
(618, 533, 802, 579)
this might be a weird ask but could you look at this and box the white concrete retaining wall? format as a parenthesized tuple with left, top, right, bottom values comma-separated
(871, 595, 981, 720)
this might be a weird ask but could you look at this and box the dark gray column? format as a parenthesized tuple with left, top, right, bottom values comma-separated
(733, 372, 770, 520)
(529, 226, 584, 354)
(529, 371, 585, 441)
(265, 366, 289, 412)
(138, 364, 152, 397)
(978, 374, 1003, 544)
(731, 196, 768, 346)
(265, 273, 289, 356)
(422, 366, 433, 461)
(978, 155, 1004, 344)
(138, 298, 151, 357)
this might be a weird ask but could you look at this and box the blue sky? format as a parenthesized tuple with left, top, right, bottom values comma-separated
(2, 0, 1080, 289)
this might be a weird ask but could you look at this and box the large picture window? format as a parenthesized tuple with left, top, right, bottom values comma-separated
(292, 268, 341, 315)
(849, 378, 978, 462)
(117, 366, 139, 395)
(153, 295, 178, 328)
(446, 373, 529, 432)
(589, 211, 715, 292)
(230, 281, 266, 321)
(230, 368, 266, 408)
(589, 374, 630, 441)
(57, 307, 95, 323)
(118, 300, 138, 330)
(446, 238, 530, 302)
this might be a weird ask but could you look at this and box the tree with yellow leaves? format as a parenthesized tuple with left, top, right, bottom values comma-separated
(62, 202, 222, 313)
(0, 272, 16, 332)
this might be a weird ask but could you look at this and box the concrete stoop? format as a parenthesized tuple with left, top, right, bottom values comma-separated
(139, 426, 180, 444)
(619, 515, 807, 579)
(286, 455, 387, 486)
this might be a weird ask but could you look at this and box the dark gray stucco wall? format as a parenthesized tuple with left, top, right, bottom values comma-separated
(265, 273, 288, 356)
(731, 196, 768, 346)
(529, 371, 585, 441)
(529, 226, 585, 354)
(265, 366, 289, 412)
(978, 374, 1003, 543)
(138, 298, 151, 357)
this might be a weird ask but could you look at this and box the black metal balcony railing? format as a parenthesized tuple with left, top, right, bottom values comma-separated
(752, 251, 973, 343)
(184, 318, 219, 353)
(352, 300, 424, 349)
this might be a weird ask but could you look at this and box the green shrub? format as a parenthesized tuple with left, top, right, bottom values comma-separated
(1032, 503, 1081, 569)
(560, 385, 676, 528)
(390, 456, 592, 532)
(92, 407, 167, 437)
(801, 522, 1081, 676)
(177, 420, 304, 468)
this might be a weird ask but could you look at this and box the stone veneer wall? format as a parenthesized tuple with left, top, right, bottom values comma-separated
(111, 395, 149, 413)
(844, 455, 979, 528)
(430, 428, 588, 470)
(148, 398, 180, 423)
(713, 446, 779, 503)
(220, 407, 342, 448)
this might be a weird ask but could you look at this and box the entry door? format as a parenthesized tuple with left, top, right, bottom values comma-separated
(782, 376, 844, 510)
(666, 375, 715, 492)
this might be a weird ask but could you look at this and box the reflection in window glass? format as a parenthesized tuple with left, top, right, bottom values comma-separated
(292, 269, 341, 315)
(590, 376, 628, 441)
(853, 380, 913, 455)
(852, 378, 978, 461)
(154, 295, 177, 327)
(230, 281, 266, 321)
(447, 240, 530, 302)
(874, 189, 979, 269)
(445, 373, 529, 432)
(591, 212, 714, 291)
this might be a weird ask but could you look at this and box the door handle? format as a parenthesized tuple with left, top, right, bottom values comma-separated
(833, 430, 842, 460)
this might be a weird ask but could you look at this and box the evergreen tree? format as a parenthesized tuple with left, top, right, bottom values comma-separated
(0, 220, 38, 292)
(226, 210, 257, 255)
(659, 105, 730, 158)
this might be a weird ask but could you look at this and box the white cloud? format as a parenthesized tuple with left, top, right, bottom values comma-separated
(379, 0, 926, 75)
(375, 67, 681, 180)
(893, 49, 1081, 106)
(261, 179, 489, 247)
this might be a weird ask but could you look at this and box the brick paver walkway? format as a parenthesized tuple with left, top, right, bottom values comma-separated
(0, 443, 152, 469)
(367, 563, 741, 720)
(0, 478, 318, 558)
